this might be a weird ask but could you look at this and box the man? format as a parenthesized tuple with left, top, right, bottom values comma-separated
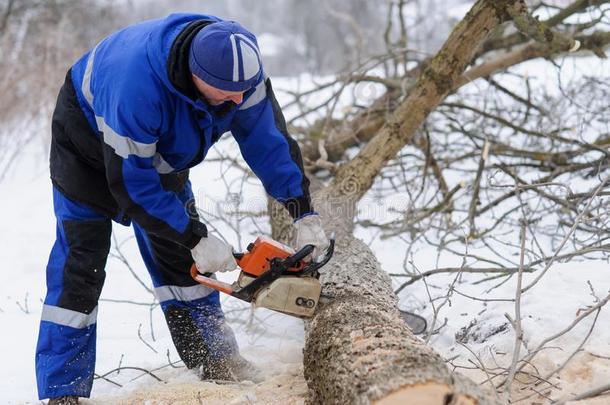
(36, 13, 329, 404)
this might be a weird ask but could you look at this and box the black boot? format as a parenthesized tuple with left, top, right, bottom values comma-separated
(48, 397, 79, 405)
(227, 354, 264, 383)
(199, 354, 263, 383)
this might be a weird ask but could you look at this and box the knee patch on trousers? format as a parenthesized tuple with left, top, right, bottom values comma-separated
(59, 219, 112, 313)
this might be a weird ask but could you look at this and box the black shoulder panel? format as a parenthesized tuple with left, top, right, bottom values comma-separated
(265, 78, 314, 219)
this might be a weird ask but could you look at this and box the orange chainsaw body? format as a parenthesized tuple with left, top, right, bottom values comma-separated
(237, 236, 305, 276)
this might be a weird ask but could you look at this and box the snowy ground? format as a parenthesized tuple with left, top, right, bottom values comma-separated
(2, 57, 610, 404)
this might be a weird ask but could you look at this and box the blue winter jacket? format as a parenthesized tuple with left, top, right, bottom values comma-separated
(52, 14, 312, 248)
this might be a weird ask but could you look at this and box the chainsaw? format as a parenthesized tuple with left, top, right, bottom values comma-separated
(190, 236, 335, 318)
(190, 236, 428, 334)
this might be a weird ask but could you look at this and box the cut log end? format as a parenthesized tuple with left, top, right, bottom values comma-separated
(374, 383, 477, 405)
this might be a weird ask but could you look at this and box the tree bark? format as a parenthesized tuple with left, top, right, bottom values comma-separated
(298, 1, 526, 403)
(303, 225, 501, 405)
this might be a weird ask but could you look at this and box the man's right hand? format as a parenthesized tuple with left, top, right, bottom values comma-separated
(191, 234, 236, 273)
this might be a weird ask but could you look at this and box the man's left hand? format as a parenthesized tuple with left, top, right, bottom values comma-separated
(293, 214, 330, 262)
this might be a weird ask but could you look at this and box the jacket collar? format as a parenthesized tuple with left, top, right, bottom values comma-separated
(167, 19, 212, 101)
(147, 14, 248, 117)
(168, 19, 238, 118)
(145, 14, 215, 113)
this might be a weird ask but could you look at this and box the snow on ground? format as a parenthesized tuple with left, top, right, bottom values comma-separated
(1, 55, 610, 404)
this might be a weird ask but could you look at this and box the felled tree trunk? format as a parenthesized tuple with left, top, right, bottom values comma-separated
(305, 241, 496, 405)
(298, 190, 502, 405)
(269, 0, 586, 403)
(293, 2, 520, 404)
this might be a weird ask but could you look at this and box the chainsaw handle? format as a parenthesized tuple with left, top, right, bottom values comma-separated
(298, 237, 335, 275)
(286, 244, 315, 265)
(190, 264, 235, 295)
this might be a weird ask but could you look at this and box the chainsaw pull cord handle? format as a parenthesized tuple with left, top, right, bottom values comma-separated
(232, 252, 245, 267)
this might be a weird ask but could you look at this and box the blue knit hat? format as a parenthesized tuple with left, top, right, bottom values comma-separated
(189, 21, 263, 92)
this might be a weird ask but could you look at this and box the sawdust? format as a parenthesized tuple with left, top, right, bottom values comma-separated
(550, 352, 610, 405)
(495, 351, 610, 405)
(87, 366, 307, 405)
(76, 349, 610, 404)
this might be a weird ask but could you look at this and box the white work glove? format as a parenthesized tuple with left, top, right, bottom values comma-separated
(191, 234, 236, 273)
(293, 214, 330, 262)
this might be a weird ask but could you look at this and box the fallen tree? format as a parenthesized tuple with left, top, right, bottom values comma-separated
(267, 1, 609, 403)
